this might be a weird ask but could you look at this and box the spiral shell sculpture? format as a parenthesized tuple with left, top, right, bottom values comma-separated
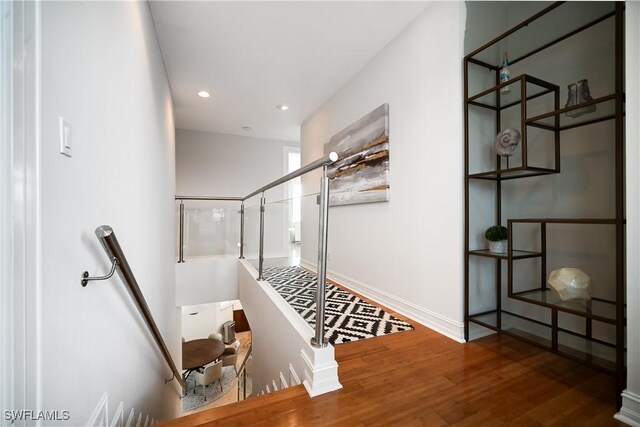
(495, 128, 521, 157)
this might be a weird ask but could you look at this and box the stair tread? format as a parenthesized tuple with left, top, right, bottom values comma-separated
(158, 385, 307, 427)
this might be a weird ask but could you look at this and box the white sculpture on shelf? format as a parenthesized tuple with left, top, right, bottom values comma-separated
(494, 128, 521, 157)
(547, 268, 592, 301)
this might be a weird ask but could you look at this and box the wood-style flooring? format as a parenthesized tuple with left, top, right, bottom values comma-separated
(160, 308, 623, 426)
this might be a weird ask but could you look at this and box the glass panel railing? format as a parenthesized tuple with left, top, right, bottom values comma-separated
(175, 150, 338, 348)
(243, 202, 261, 260)
(176, 200, 241, 260)
(245, 192, 319, 271)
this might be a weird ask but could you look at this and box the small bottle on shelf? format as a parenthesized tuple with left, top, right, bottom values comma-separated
(499, 51, 511, 95)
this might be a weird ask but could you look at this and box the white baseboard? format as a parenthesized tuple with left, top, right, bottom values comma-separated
(299, 260, 465, 343)
(616, 390, 640, 426)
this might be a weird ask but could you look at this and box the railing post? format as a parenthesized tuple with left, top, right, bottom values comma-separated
(258, 194, 266, 280)
(239, 202, 245, 259)
(178, 200, 185, 263)
(311, 165, 330, 348)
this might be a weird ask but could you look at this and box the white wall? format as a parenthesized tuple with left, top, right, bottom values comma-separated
(181, 302, 234, 341)
(40, 2, 180, 425)
(176, 258, 239, 306)
(618, 2, 640, 424)
(300, 2, 467, 341)
(176, 128, 298, 198)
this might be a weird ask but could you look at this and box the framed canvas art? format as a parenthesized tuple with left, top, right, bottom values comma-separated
(324, 104, 389, 206)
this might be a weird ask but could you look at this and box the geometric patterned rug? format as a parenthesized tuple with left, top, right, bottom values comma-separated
(262, 266, 413, 344)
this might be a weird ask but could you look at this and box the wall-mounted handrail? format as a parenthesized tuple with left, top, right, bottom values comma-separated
(85, 225, 186, 393)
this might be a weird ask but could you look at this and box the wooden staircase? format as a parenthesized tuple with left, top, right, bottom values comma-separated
(157, 385, 308, 427)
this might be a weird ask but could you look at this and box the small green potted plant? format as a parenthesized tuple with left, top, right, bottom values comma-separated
(485, 225, 508, 254)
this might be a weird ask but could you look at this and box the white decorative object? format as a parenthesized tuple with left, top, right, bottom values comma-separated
(547, 268, 592, 301)
(489, 240, 507, 254)
(495, 128, 521, 157)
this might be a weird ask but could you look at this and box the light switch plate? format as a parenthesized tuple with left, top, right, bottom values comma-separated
(59, 117, 72, 157)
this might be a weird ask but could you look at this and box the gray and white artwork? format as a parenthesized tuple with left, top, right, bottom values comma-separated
(324, 104, 389, 206)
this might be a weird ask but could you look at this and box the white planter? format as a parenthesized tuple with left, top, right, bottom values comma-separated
(489, 239, 507, 254)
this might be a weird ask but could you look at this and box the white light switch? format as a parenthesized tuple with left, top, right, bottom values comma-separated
(59, 117, 72, 157)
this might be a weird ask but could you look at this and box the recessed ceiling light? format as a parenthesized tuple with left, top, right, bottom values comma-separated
(242, 126, 252, 132)
(197, 90, 210, 98)
(276, 104, 289, 111)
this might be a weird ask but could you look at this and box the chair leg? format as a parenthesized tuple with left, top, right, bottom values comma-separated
(220, 380, 223, 392)
(203, 384, 206, 401)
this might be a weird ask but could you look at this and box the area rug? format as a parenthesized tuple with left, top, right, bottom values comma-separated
(181, 366, 236, 412)
(262, 266, 413, 344)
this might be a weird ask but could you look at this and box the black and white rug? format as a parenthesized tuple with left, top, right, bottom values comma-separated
(181, 366, 236, 412)
(262, 266, 413, 344)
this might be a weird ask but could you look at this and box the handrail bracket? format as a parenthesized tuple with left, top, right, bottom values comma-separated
(81, 257, 119, 287)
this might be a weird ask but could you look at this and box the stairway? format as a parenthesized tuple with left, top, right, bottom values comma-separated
(157, 384, 308, 427)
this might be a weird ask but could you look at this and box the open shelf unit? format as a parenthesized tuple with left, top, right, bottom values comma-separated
(463, 1, 625, 407)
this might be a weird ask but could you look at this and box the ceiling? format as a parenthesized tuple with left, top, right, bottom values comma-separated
(149, 2, 428, 142)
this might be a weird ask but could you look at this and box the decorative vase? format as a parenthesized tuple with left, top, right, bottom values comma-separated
(489, 240, 507, 254)
(565, 83, 579, 118)
(577, 79, 596, 115)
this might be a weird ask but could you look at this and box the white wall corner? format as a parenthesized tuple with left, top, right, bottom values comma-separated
(300, 260, 465, 343)
(300, 348, 342, 398)
(615, 390, 640, 426)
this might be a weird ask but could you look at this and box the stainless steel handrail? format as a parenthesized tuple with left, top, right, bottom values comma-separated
(243, 152, 338, 201)
(85, 225, 186, 392)
(175, 195, 243, 201)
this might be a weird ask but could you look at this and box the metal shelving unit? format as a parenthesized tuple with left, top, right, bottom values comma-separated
(463, 1, 625, 407)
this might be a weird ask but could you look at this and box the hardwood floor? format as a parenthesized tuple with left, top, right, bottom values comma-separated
(160, 313, 623, 427)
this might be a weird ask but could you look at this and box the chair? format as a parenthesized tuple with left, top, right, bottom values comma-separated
(220, 340, 240, 374)
(208, 332, 223, 341)
(193, 360, 223, 401)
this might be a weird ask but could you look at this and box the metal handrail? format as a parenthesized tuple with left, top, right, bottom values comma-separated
(174, 195, 243, 201)
(84, 225, 186, 392)
(243, 152, 338, 201)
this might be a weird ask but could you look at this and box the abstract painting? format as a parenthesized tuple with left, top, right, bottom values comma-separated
(324, 104, 389, 206)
